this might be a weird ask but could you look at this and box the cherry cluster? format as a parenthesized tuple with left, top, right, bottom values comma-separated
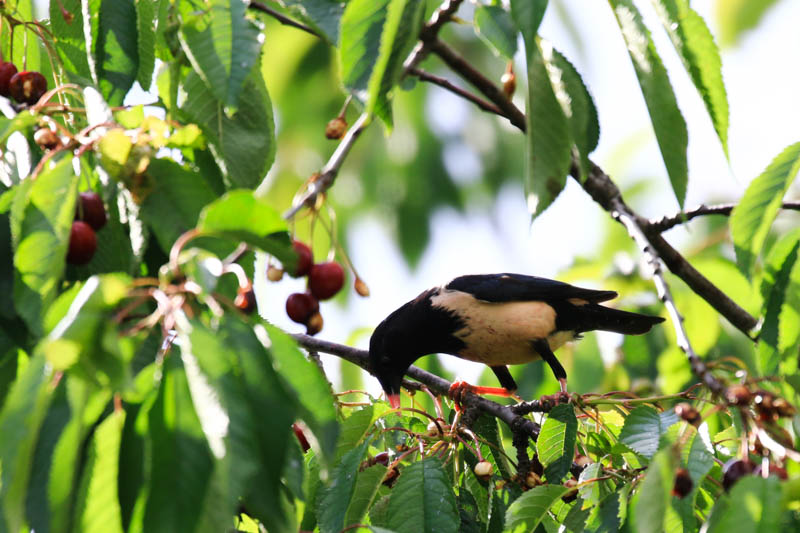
(276, 240, 345, 335)
(67, 192, 107, 265)
(0, 61, 47, 105)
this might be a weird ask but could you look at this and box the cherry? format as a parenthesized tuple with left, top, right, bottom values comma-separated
(9, 71, 47, 105)
(75, 192, 107, 231)
(289, 240, 313, 277)
(561, 479, 578, 503)
(292, 422, 310, 452)
(672, 468, 693, 498)
(234, 285, 256, 314)
(67, 221, 97, 265)
(0, 62, 18, 97)
(34, 128, 60, 151)
(285, 292, 319, 324)
(473, 460, 493, 481)
(674, 402, 701, 426)
(373, 451, 390, 466)
(325, 116, 347, 140)
(722, 458, 753, 491)
(267, 265, 284, 282)
(309, 261, 344, 300)
(725, 384, 752, 406)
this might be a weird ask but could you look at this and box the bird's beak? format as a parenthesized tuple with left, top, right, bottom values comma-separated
(388, 393, 401, 409)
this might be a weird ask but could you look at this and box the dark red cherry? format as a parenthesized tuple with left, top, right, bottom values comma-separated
(0, 62, 18, 97)
(67, 221, 97, 265)
(672, 468, 693, 498)
(308, 261, 344, 300)
(9, 71, 47, 105)
(75, 192, 107, 231)
(285, 292, 319, 324)
(289, 240, 313, 277)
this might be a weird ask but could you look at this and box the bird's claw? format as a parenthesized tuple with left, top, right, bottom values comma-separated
(448, 381, 472, 412)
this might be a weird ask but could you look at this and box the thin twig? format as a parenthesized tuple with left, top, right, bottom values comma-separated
(290, 333, 541, 440)
(247, 1, 321, 38)
(409, 67, 505, 117)
(650, 201, 800, 232)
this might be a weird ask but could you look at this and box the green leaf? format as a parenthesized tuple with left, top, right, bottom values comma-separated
(519, 38, 572, 219)
(335, 405, 383, 459)
(609, 0, 689, 207)
(317, 440, 371, 533)
(619, 405, 678, 459)
(707, 475, 782, 532)
(715, 0, 781, 47)
(505, 484, 569, 532)
(366, 0, 425, 128)
(277, 0, 345, 44)
(92, 0, 139, 105)
(0, 354, 54, 532)
(652, 0, 729, 157)
(11, 156, 78, 336)
(339, 0, 391, 101)
(387, 458, 459, 533)
(196, 190, 295, 266)
(139, 354, 215, 533)
(263, 324, 338, 462)
(731, 142, 800, 276)
(757, 229, 800, 374)
(181, 68, 276, 189)
(345, 464, 388, 526)
(475, 5, 518, 59)
(0, 111, 38, 147)
(73, 410, 126, 533)
(537, 404, 578, 482)
(634, 449, 675, 533)
(135, 0, 159, 90)
(509, 0, 548, 42)
(49, 0, 92, 81)
(179, 0, 263, 113)
(139, 158, 217, 253)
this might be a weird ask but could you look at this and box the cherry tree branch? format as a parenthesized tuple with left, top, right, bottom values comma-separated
(247, 1, 321, 38)
(408, 67, 505, 117)
(649, 201, 800, 232)
(290, 333, 542, 440)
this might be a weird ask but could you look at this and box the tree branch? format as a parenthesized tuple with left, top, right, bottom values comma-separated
(409, 67, 505, 117)
(650, 201, 800, 232)
(290, 333, 542, 440)
(247, 1, 321, 38)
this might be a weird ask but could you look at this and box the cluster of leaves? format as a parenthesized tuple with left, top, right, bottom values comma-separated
(0, 0, 798, 532)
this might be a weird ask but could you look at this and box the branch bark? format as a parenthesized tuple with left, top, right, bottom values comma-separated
(650, 201, 800, 232)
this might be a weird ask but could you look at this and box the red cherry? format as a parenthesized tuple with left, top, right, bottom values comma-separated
(722, 458, 754, 491)
(292, 422, 310, 452)
(671, 468, 693, 498)
(9, 71, 47, 105)
(0, 62, 18, 97)
(234, 285, 256, 314)
(75, 192, 107, 231)
(67, 221, 97, 265)
(285, 292, 319, 324)
(289, 240, 313, 277)
(308, 261, 344, 300)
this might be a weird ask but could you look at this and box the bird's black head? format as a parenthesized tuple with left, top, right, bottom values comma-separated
(369, 288, 467, 408)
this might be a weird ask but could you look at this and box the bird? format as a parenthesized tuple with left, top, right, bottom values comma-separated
(368, 273, 665, 409)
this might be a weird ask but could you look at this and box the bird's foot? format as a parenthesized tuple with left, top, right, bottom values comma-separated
(448, 381, 518, 412)
(538, 378, 571, 407)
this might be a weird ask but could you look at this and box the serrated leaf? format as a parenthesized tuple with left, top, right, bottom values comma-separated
(652, 0, 729, 157)
(180, 0, 263, 113)
(278, 0, 345, 44)
(344, 464, 387, 526)
(505, 484, 569, 532)
(520, 38, 572, 219)
(387, 458, 459, 533)
(73, 410, 126, 533)
(317, 440, 371, 533)
(475, 5, 518, 59)
(0, 354, 54, 532)
(757, 229, 800, 374)
(537, 404, 578, 482)
(92, 0, 139, 105)
(11, 156, 78, 336)
(139, 158, 217, 253)
(336, 405, 381, 459)
(263, 324, 338, 462)
(135, 0, 159, 90)
(366, 0, 425, 129)
(619, 405, 678, 459)
(50, 0, 92, 80)
(509, 0, 548, 42)
(339, 0, 391, 101)
(707, 475, 782, 533)
(196, 190, 295, 267)
(634, 450, 674, 533)
(731, 142, 800, 277)
(609, 0, 688, 207)
(181, 69, 276, 189)
(715, 0, 781, 47)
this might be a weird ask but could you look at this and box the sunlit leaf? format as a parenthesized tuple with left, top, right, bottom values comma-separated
(609, 0, 688, 207)
(619, 405, 678, 459)
(715, 0, 781, 47)
(317, 440, 370, 533)
(537, 404, 578, 482)
(387, 458, 459, 533)
(135, 0, 159, 90)
(475, 5, 518, 59)
(505, 484, 569, 532)
(707, 475, 782, 532)
(634, 449, 674, 533)
(92, 0, 139, 105)
(731, 142, 800, 277)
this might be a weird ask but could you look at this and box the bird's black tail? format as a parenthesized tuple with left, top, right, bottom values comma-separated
(573, 304, 665, 335)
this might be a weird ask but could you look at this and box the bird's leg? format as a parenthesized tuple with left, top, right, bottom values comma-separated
(448, 382, 520, 412)
(532, 339, 571, 404)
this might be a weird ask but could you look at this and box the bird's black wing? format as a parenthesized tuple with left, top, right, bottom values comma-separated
(445, 273, 617, 304)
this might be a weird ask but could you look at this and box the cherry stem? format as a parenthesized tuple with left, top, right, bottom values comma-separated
(169, 228, 202, 277)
